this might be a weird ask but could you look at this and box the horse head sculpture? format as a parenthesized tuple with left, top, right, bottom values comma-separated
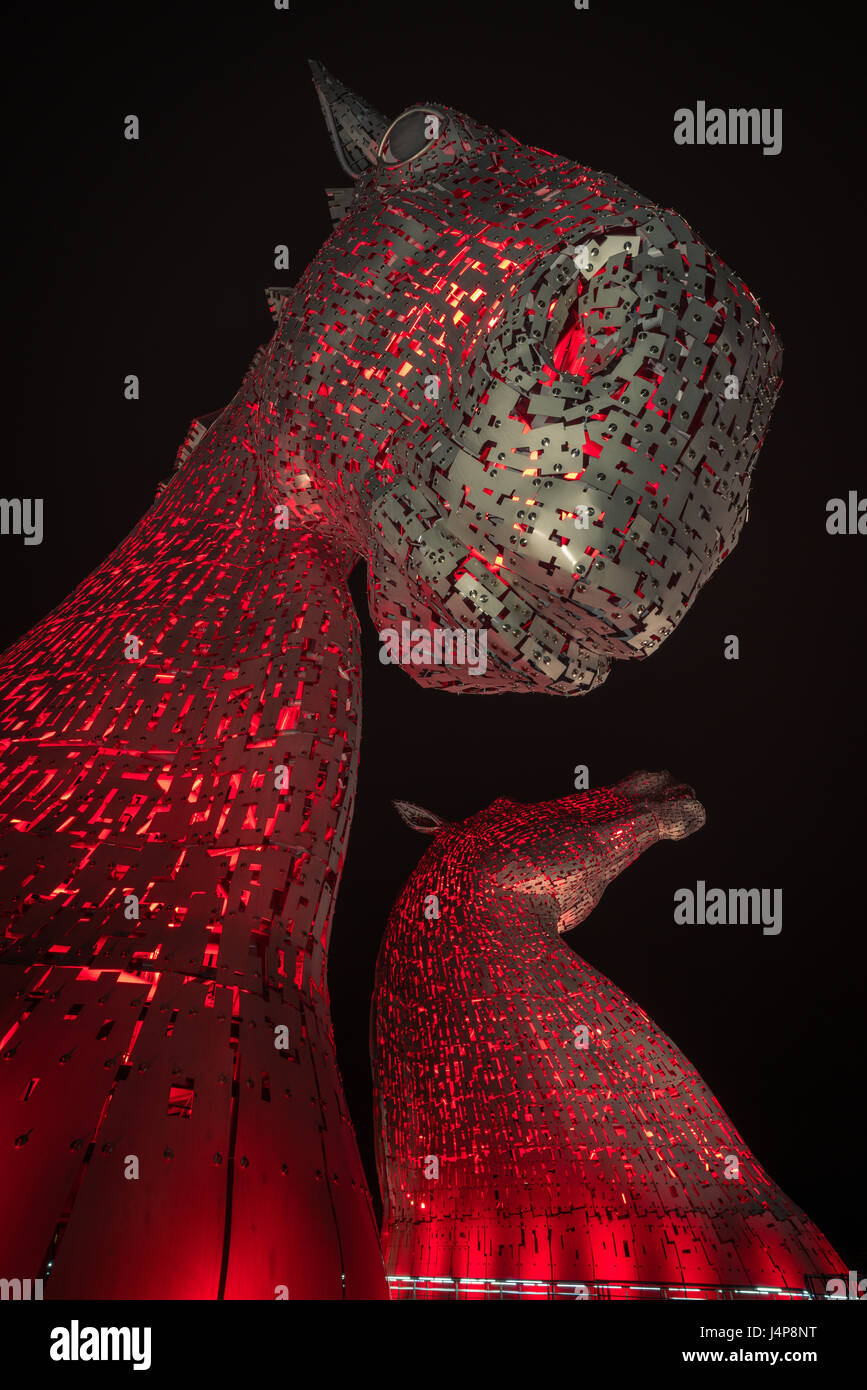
(372, 773, 844, 1297)
(259, 61, 782, 693)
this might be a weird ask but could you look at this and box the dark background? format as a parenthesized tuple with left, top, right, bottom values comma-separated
(4, 0, 863, 1270)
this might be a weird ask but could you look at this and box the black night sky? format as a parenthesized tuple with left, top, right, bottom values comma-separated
(4, 0, 864, 1276)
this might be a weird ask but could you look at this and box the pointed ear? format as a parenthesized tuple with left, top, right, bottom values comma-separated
(308, 59, 389, 180)
(392, 800, 448, 835)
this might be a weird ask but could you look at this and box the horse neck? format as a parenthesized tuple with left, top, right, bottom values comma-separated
(0, 385, 361, 1009)
(385, 852, 562, 990)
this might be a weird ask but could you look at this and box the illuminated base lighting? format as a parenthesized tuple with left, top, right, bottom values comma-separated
(387, 1276, 824, 1301)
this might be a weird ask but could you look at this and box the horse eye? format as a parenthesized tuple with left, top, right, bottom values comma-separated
(548, 285, 630, 383)
(379, 109, 440, 165)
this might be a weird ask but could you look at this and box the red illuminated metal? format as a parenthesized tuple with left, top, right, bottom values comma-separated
(0, 59, 789, 1299)
(372, 776, 845, 1299)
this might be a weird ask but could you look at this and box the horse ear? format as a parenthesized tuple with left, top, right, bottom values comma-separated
(392, 800, 447, 835)
(308, 59, 389, 180)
